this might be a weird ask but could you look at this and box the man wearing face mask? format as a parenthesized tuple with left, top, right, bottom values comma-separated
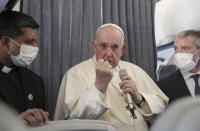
(0, 11, 48, 126)
(157, 30, 200, 104)
(54, 23, 168, 131)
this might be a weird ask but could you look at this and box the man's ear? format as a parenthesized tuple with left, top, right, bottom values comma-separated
(92, 40, 97, 53)
(0, 36, 10, 51)
(121, 43, 126, 52)
(91, 40, 96, 47)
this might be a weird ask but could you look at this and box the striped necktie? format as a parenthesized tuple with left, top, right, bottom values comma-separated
(191, 74, 200, 95)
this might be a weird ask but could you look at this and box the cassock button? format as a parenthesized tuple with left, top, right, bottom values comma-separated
(28, 94, 33, 101)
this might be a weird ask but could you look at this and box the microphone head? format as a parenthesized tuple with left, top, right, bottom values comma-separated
(119, 69, 128, 80)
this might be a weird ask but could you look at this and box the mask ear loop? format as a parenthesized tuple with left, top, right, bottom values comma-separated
(193, 49, 200, 63)
(7, 38, 21, 56)
(9, 38, 21, 47)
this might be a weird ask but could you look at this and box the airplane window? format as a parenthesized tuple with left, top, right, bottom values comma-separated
(0, 0, 20, 12)
(0, 0, 9, 11)
(157, 42, 174, 71)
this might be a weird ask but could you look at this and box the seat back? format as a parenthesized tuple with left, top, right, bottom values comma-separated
(0, 102, 27, 131)
(151, 96, 200, 131)
(157, 64, 177, 81)
(31, 120, 116, 131)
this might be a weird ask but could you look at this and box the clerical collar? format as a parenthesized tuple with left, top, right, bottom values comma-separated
(0, 63, 13, 73)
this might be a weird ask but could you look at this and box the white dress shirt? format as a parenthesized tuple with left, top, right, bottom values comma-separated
(181, 70, 200, 98)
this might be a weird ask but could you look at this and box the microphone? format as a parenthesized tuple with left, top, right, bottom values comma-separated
(119, 69, 137, 119)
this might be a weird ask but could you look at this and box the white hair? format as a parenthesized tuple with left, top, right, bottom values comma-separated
(177, 30, 200, 49)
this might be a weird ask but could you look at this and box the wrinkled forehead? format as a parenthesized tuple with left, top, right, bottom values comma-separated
(174, 36, 197, 46)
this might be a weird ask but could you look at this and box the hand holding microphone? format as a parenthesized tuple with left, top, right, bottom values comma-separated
(119, 69, 143, 119)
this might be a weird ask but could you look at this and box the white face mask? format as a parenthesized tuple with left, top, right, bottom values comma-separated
(8, 39, 39, 67)
(174, 52, 199, 72)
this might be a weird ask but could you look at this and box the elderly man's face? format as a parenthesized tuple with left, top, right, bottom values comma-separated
(174, 36, 198, 54)
(92, 27, 126, 68)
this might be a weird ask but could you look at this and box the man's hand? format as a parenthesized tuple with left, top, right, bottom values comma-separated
(119, 76, 143, 104)
(19, 108, 49, 127)
(95, 59, 113, 93)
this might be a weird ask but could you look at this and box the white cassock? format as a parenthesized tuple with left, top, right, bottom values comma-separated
(54, 56, 168, 131)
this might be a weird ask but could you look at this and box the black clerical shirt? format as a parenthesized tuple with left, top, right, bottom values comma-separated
(0, 63, 45, 113)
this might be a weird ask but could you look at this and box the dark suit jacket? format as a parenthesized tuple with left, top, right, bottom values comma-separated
(0, 66, 45, 113)
(156, 70, 191, 104)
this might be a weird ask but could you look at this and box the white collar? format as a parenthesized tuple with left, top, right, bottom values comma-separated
(1, 66, 12, 73)
(181, 70, 200, 80)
